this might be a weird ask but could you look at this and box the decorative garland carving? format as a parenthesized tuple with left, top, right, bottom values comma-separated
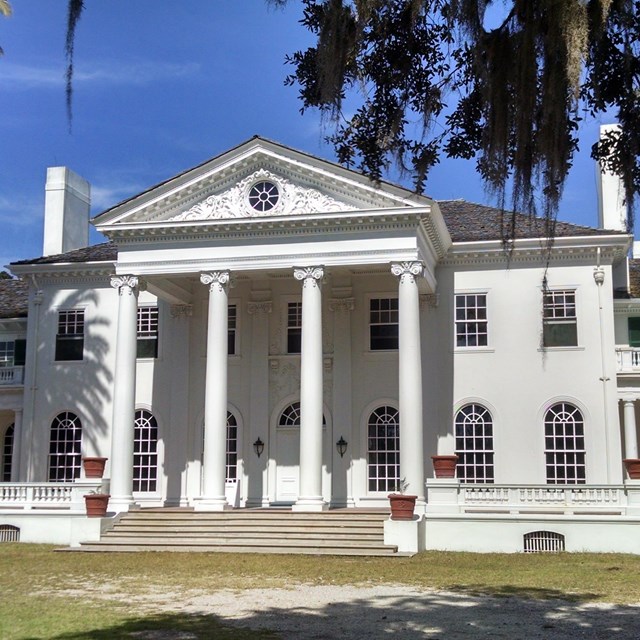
(419, 294, 439, 309)
(170, 304, 193, 318)
(170, 169, 355, 221)
(247, 301, 273, 315)
(329, 298, 355, 313)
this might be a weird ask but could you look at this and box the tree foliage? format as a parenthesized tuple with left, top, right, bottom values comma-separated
(283, 0, 640, 231)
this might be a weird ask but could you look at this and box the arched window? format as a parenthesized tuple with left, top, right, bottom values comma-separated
(226, 411, 238, 482)
(455, 404, 494, 483)
(48, 412, 82, 481)
(544, 402, 586, 484)
(367, 406, 400, 492)
(134, 410, 158, 492)
(2, 424, 14, 482)
(277, 402, 326, 428)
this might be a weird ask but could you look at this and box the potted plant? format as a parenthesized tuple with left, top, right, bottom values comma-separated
(82, 456, 108, 479)
(623, 458, 640, 479)
(388, 478, 417, 520)
(84, 490, 110, 517)
(431, 454, 459, 478)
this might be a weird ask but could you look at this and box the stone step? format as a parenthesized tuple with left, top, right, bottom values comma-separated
(76, 543, 400, 556)
(79, 509, 397, 556)
(105, 527, 384, 539)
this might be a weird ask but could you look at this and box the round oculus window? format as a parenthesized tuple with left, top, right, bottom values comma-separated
(248, 181, 279, 212)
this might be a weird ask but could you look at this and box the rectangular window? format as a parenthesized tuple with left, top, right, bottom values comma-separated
(137, 306, 159, 359)
(629, 317, 640, 348)
(369, 298, 399, 350)
(0, 342, 14, 367)
(543, 290, 577, 347)
(55, 310, 85, 361)
(287, 302, 302, 354)
(228, 304, 237, 356)
(455, 294, 488, 347)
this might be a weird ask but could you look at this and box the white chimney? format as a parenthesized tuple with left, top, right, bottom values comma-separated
(43, 167, 91, 257)
(596, 124, 627, 232)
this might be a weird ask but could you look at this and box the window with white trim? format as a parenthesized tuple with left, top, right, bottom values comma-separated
(544, 402, 586, 484)
(454, 404, 494, 483)
(48, 412, 82, 481)
(133, 409, 158, 492)
(2, 424, 14, 482)
(137, 307, 158, 359)
(55, 310, 85, 361)
(277, 402, 326, 428)
(228, 305, 237, 356)
(369, 298, 399, 350)
(543, 290, 577, 347)
(455, 294, 488, 347)
(367, 406, 400, 492)
(287, 302, 302, 354)
(0, 342, 14, 368)
(226, 411, 238, 482)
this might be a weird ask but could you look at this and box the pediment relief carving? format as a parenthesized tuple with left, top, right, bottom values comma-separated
(169, 169, 356, 222)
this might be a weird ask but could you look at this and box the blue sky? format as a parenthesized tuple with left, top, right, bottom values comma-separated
(0, 1, 621, 270)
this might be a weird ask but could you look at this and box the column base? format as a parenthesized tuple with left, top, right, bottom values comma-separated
(292, 497, 327, 512)
(108, 496, 136, 514)
(193, 496, 229, 512)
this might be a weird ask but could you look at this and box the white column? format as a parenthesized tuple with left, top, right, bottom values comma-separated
(330, 294, 355, 507)
(10, 409, 23, 482)
(293, 266, 326, 512)
(623, 399, 639, 459)
(247, 298, 272, 508)
(195, 271, 230, 511)
(391, 261, 426, 507)
(109, 275, 141, 512)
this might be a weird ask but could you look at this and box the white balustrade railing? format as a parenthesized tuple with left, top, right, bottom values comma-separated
(456, 484, 627, 512)
(616, 347, 640, 372)
(0, 481, 104, 511)
(0, 366, 24, 386)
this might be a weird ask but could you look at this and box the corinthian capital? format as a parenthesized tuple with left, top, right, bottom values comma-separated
(200, 271, 231, 293)
(293, 266, 324, 288)
(110, 275, 143, 296)
(390, 261, 424, 284)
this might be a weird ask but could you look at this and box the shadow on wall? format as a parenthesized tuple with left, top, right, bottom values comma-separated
(38, 584, 639, 640)
(35, 288, 113, 475)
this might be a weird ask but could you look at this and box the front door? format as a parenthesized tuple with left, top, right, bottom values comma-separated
(275, 426, 299, 502)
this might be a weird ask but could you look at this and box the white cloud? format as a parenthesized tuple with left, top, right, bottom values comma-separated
(0, 194, 42, 226)
(1, 60, 200, 90)
(91, 182, 147, 211)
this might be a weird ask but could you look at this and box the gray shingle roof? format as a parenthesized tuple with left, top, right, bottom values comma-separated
(11, 242, 117, 266)
(438, 200, 618, 243)
(0, 278, 29, 319)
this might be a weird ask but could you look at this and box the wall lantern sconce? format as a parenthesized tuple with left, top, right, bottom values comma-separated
(253, 438, 265, 458)
(336, 436, 348, 458)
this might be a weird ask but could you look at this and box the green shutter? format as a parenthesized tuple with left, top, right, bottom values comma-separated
(13, 339, 26, 366)
(629, 318, 640, 347)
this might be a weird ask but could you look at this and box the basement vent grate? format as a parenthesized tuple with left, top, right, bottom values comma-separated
(523, 530, 565, 553)
(0, 525, 20, 543)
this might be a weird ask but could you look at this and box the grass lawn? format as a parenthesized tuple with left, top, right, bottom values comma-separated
(1, 544, 639, 639)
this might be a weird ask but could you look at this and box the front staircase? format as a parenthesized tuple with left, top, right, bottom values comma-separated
(77, 508, 400, 556)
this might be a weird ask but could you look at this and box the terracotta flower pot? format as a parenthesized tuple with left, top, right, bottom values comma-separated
(84, 493, 110, 517)
(388, 493, 417, 520)
(623, 458, 640, 479)
(82, 457, 107, 479)
(431, 455, 458, 478)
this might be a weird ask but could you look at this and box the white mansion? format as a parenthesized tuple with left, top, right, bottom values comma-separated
(1, 136, 640, 553)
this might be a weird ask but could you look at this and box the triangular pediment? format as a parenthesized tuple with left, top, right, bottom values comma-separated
(170, 167, 356, 222)
(93, 137, 429, 230)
